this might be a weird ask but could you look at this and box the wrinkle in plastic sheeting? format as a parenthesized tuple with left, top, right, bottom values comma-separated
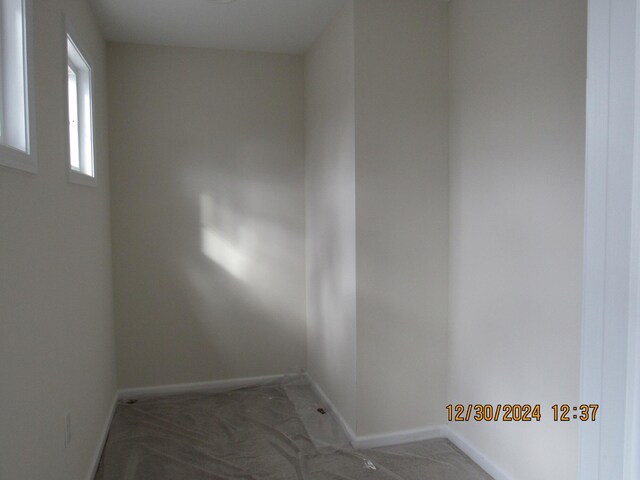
(94, 378, 492, 480)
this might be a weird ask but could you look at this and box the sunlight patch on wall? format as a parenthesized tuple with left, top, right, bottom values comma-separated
(201, 228, 249, 279)
(200, 194, 250, 280)
(196, 189, 305, 324)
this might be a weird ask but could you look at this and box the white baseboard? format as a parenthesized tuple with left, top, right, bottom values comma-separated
(117, 374, 286, 399)
(305, 375, 510, 477)
(305, 374, 445, 450)
(85, 391, 118, 480)
(354, 425, 446, 450)
(87, 376, 509, 480)
(305, 373, 358, 443)
(85, 375, 288, 479)
(445, 426, 513, 480)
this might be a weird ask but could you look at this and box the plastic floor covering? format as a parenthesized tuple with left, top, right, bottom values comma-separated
(94, 380, 493, 480)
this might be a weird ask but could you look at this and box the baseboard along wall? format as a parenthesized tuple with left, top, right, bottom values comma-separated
(86, 374, 512, 480)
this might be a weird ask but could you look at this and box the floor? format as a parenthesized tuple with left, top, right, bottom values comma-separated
(95, 380, 492, 480)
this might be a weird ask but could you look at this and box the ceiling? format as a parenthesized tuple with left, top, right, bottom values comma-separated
(89, 0, 348, 54)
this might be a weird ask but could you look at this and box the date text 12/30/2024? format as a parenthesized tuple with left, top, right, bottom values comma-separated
(446, 404, 599, 422)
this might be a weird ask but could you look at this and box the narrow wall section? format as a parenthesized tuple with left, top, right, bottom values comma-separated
(448, 0, 587, 478)
(354, 0, 450, 436)
(304, 1, 358, 431)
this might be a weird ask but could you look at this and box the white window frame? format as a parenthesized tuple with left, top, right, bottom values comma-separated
(65, 20, 95, 187)
(0, 0, 36, 174)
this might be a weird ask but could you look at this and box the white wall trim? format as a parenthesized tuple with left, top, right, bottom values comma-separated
(580, 0, 639, 478)
(117, 374, 287, 400)
(84, 392, 118, 480)
(85, 375, 289, 478)
(305, 373, 358, 444)
(305, 375, 509, 476)
(445, 426, 514, 480)
(85, 376, 510, 480)
(354, 425, 445, 450)
(306, 373, 446, 450)
(624, 2, 640, 477)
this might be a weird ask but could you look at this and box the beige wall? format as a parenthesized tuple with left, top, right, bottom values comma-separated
(448, 0, 587, 478)
(305, 1, 357, 431)
(354, 0, 450, 436)
(108, 43, 307, 389)
(0, 0, 117, 479)
(0, 2, 588, 477)
(305, 0, 449, 437)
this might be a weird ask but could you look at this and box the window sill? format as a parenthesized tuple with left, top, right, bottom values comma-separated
(0, 144, 37, 174)
(68, 169, 97, 187)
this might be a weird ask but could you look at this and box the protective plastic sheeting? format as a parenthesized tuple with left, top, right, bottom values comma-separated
(282, 379, 351, 451)
(95, 381, 492, 480)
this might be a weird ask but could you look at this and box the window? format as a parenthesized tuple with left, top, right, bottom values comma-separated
(0, 0, 35, 173)
(66, 33, 94, 185)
